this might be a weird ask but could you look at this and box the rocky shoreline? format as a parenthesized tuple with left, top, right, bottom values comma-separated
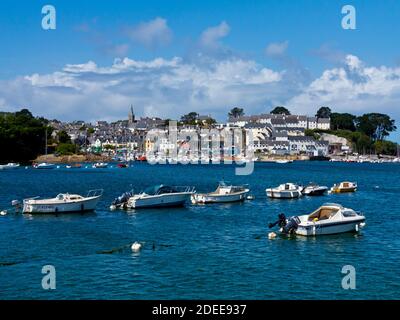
(34, 154, 112, 164)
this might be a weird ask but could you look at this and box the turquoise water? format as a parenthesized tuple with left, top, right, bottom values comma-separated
(0, 162, 399, 299)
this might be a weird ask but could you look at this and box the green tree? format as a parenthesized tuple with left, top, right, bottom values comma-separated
(330, 113, 356, 131)
(315, 106, 331, 119)
(356, 113, 396, 141)
(58, 130, 71, 144)
(270, 106, 290, 115)
(56, 143, 77, 155)
(228, 107, 244, 118)
(0, 108, 52, 162)
(374, 140, 397, 155)
(180, 112, 199, 125)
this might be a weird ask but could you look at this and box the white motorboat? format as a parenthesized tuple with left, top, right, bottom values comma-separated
(0, 163, 20, 170)
(93, 162, 108, 168)
(33, 162, 56, 169)
(269, 203, 366, 236)
(127, 185, 195, 209)
(22, 189, 103, 214)
(275, 159, 293, 164)
(192, 182, 249, 204)
(266, 183, 303, 199)
(302, 183, 328, 196)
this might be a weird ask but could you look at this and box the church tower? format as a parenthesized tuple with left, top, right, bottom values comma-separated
(128, 105, 135, 125)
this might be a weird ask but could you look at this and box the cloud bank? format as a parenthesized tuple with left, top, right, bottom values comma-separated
(0, 54, 399, 125)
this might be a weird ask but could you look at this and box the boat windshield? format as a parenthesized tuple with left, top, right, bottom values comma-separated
(308, 207, 339, 221)
(143, 185, 177, 195)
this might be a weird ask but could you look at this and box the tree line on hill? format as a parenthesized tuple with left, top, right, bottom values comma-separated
(0, 109, 78, 162)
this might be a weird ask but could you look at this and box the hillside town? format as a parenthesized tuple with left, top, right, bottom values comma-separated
(46, 106, 344, 160)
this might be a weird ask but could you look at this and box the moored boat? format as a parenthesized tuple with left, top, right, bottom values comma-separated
(266, 183, 303, 199)
(0, 163, 20, 170)
(269, 203, 366, 236)
(330, 181, 357, 193)
(33, 162, 56, 169)
(302, 183, 328, 196)
(127, 185, 195, 209)
(22, 189, 103, 214)
(192, 182, 250, 204)
(66, 163, 82, 169)
(93, 162, 108, 168)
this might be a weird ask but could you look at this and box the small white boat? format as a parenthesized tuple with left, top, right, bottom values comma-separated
(266, 183, 303, 199)
(330, 181, 357, 193)
(33, 162, 56, 169)
(127, 185, 195, 209)
(275, 159, 293, 164)
(22, 189, 103, 214)
(302, 183, 328, 196)
(192, 182, 249, 204)
(0, 163, 20, 170)
(269, 203, 366, 236)
(93, 162, 108, 168)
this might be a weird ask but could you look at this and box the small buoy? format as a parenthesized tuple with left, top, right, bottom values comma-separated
(131, 242, 142, 252)
(0, 210, 7, 216)
(246, 195, 255, 200)
(109, 205, 117, 211)
(268, 232, 277, 239)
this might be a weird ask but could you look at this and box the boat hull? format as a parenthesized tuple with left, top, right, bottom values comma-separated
(266, 190, 302, 199)
(128, 193, 192, 209)
(295, 218, 365, 236)
(193, 190, 249, 204)
(331, 187, 357, 193)
(23, 196, 101, 214)
(303, 187, 328, 196)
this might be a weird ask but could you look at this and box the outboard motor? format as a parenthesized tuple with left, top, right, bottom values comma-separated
(112, 191, 132, 207)
(268, 213, 287, 229)
(282, 216, 300, 234)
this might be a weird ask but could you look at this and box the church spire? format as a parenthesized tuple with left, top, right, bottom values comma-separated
(128, 105, 135, 124)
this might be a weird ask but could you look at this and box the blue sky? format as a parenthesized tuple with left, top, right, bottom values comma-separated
(0, 0, 399, 140)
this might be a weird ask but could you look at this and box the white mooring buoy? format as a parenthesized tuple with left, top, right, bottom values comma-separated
(131, 242, 142, 252)
(268, 232, 277, 240)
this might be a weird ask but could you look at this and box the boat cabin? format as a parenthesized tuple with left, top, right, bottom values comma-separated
(307, 205, 340, 221)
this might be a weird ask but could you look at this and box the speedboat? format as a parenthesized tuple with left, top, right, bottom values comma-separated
(22, 189, 103, 214)
(191, 182, 250, 204)
(268, 203, 366, 236)
(0, 163, 20, 170)
(127, 185, 195, 209)
(330, 181, 357, 193)
(93, 162, 108, 168)
(302, 183, 328, 196)
(33, 162, 56, 169)
(266, 183, 303, 199)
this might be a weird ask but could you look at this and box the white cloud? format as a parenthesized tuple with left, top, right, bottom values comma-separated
(0, 56, 282, 122)
(265, 41, 289, 57)
(288, 54, 400, 117)
(199, 21, 230, 49)
(1, 54, 400, 129)
(126, 17, 172, 48)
